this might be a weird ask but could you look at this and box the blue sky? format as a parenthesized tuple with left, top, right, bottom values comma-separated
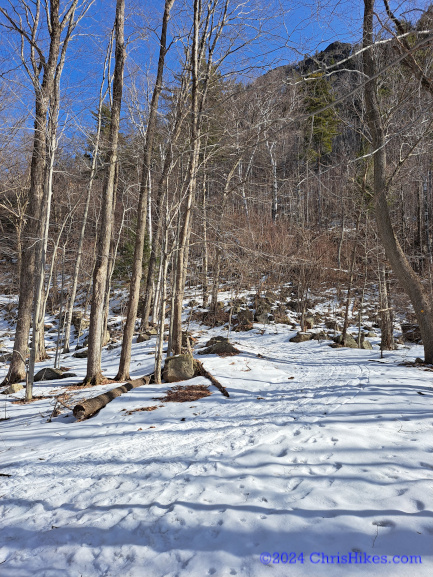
(0, 0, 428, 143)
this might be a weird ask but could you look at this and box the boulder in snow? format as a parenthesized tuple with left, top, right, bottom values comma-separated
(290, 332, 313, 343)
(73, 349, 88, 359)
(1, 383, 24, 394)
(163, 354, 195, 382)
(34, 368, 64, 381)
(137, 333, 150, 343)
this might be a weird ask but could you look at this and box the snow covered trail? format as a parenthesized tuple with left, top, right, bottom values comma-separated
(0, 327, 432, 576)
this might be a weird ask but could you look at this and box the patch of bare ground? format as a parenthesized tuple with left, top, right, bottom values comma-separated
(156, 384, 211, 403)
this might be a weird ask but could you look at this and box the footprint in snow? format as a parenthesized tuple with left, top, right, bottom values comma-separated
(373, 520, 395, 528)
(414, 500, 425, 511)
(287, 479, 303, 492)
(319, 452, 333, 462)
(396, 488, 408, 496)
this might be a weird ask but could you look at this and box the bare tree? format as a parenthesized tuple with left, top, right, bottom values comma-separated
(171, 0, 230, 356)
(116, 0, 175, 381)
(84, 0, 125, 385)
(63, 30, 114, 354)
(363, 0, 433, 363)
(0, 0, 93, 389)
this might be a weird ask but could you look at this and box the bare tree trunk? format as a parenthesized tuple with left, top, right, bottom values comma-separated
(202, 178, 209, 308)
(379, 266, 394, 352)
(152, 256, 163, 325)
(54, 244, 66, 368)
(1, 19, 57, 386)
(116, 0, 175, 381)
(337, 212, 345, 269)
(165, 0, 229, 355)
(342, 214, 361, 345)
(35, 285, 47, 362)
(363, 0, 433, 363)
(85, 0, 125, 385)
(211, 247, 222, 313)
(101, 170, 124, 347)
(266, 140, 278, 222)
(167, 215, 181, 358)
(172, 0, 225, 355)
(357, 262, 368, 348)
(154, 224, 170, 383)
(64, 35, 113, 353)
(418, 182, 424, 272)
(140, 75, 187, 332)
(27, 4, 78, 398)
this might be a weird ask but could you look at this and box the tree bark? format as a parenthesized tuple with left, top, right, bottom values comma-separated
(63, 36, 113, 353)
(154, 223, 170, 383)
(1, 2, 63, 387)
(194, 359, 229, 398)
(73, 375, 152, 420)
(116, 0, 175, 381)
(379, 266, 394, 352)
(85, 0, 125, 385)
(171, 0, 229, 355)
(363, 0, 433, 363)
(201, 178, 209, 308)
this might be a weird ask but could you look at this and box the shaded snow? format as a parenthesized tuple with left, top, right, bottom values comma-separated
(0, 324, 432, 576)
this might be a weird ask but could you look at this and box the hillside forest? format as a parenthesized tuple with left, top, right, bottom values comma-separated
(1, 0, 433, 400)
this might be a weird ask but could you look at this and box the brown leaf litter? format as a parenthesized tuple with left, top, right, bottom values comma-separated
(156, 384, 212, 403)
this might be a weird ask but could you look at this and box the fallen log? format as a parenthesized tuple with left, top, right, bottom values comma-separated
(73, 375, 152, 420)
(194, 360, 230, 398)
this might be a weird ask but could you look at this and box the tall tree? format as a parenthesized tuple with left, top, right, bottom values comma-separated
(171, 0, 230, 356)
(63, 32, 114, 354)
(84, 0, 125, 385)
(0, 0, 92, 387)
(116, 0, 175, 381)
(363, 0, 433, 363)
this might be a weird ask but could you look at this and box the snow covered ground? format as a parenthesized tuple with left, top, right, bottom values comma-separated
(0, 324, 432, 576)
